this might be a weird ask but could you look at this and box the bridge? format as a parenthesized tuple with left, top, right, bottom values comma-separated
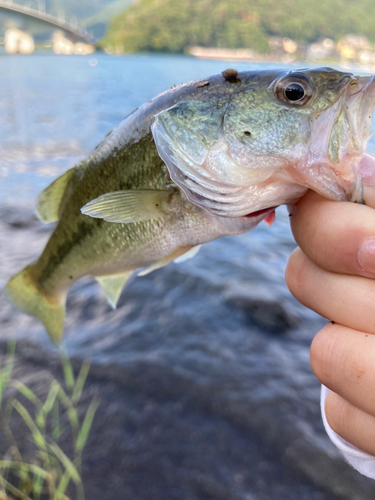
(0, 0, 96, 53)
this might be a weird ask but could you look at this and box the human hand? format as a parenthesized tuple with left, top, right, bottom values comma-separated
(285, 180, 375, 456)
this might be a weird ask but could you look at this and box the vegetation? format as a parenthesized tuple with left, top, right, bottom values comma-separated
(0, 342, 98, 500)
(43, 0, 118, 22)
(102, 0, 375, 53)
(81, 0, 134, 28)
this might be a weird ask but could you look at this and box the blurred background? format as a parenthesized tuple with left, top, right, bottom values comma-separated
(1, 1, 375, 499)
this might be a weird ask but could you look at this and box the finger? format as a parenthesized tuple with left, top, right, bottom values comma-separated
(286, 248, 375, 334)
(364, 185, 375, 207)
(325, 391, 375, 456)
(310, 323, 375, 419)
(289, 189, 375, 279)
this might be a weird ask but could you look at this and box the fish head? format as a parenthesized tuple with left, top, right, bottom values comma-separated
(266, 67, 375, 204)
(152, 67, 375, 225)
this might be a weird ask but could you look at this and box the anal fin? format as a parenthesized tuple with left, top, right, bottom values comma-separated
(173, 245, 201, 263)
(138, 245, 199, 277)
(96, 271, 133, 309)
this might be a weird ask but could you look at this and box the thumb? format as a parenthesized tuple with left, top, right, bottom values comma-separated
(364, 185, 375, 208)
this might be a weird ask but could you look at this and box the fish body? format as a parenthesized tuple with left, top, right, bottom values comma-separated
(5, 67, 375, 342)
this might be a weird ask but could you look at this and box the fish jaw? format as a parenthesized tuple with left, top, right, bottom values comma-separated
(214, 206, 279, 233)
(290, 75, 375, 204)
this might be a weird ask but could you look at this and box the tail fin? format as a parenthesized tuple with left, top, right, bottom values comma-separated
(5, 265, 65, 344)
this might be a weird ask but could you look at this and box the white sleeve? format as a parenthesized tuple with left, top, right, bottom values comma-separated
(321, 385, 375, 479)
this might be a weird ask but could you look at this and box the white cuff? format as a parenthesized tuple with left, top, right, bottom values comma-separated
(321, 385, 375, 479)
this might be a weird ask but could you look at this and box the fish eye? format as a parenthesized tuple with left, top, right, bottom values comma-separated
(275, 76, 313, 106)
(285, 83, 305, 101)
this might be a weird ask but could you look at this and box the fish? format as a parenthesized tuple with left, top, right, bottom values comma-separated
(5, 67, 375, 343)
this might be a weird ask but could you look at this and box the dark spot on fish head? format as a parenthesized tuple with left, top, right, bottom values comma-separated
(222, 68, 240, 83)
(69, 275, 73, 280)
(244, 131, 251, 136)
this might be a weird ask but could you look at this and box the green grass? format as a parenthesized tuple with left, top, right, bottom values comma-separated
(0, 342, 98, 500)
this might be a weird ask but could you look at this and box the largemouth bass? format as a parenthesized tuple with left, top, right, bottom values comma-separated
(5, 67, 375, 343)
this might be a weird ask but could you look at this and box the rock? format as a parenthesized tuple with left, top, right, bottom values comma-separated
(225, 284, 299, 333)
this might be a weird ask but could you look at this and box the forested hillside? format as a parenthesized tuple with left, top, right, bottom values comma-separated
(102, 0, 375, 53)
(13, 0, 133, 38)
(41, 0, 129, 21)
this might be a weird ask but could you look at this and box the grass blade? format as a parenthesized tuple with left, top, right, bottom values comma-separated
(51, 400, 63, 442)
(41, 380, 60, 415)
(11, 401, 47, 451)
(55, 469, 72, 500)
(47, 443, 81, 485)
(1, 479, 33, 500)
(75, 398, 99, 454)
(59, 347, 75, 391)
(10, 380, 42, 409)
(57, 387, 79, 434)
(72, 362, 90, 405)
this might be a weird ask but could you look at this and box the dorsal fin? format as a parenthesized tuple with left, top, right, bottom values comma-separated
(36, 168, 75, 223)
(95, 271, 133, 309)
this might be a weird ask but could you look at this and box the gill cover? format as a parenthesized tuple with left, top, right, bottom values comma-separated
(151, 97, 305, 218)
(152, 98, 303, 218)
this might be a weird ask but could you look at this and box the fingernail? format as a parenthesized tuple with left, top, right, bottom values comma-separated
(358, 238, 375, 273)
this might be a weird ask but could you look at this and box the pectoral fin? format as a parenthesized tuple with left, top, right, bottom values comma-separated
(96, 271, 133, 309)
(138, 245, 199, 276)
(81, 190, 172, 223)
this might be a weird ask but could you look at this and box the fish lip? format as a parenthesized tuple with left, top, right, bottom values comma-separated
(345, 74, 375, 203)
(301, 74, 375, 205)
(346, 74, 375, 154)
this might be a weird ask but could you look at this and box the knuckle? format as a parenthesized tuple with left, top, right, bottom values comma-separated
(325, 391, 348, 436)
(310, 325, 340, 385)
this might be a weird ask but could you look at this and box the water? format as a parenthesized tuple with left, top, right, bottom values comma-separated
(1, 53, 375, 499)
(0, 53, 288, 205)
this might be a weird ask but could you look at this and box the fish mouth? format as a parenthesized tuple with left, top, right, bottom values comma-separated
(345, 74, 375, 202)
(214, 205, 280, 233)
(297, 74, 375, 205)
(347, 75, 375, 154)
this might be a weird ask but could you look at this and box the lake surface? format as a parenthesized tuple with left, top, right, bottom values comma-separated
(1, 53, 375, 499)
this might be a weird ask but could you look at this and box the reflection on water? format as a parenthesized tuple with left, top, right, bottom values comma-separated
(0, 54, 271, 204)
